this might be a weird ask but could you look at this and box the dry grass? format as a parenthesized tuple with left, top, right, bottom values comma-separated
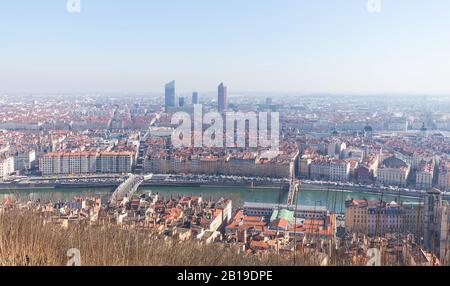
(0, 209, 296, 266)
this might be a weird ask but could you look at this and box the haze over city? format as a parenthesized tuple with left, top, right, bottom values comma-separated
(1, 0, 450, 95)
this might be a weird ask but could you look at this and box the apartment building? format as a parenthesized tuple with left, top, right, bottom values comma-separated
(40, 151, 133, 175)
(196, 199, 233, 244)
(307, 156, 351, 181)
(367, 201, 403, 235)
(438, 160, 450, 191)
(327, 141, 346, 158)
(40, 152, 97, 175)
(298, 157, 312, 179)
(309, 157, 331, 180)
(342, 148, 365, 163)
(329, 160, 351, 181)
(13, 149, 36, 171)
(356, 154, 379, 183)
(97, 152, 133, 174)
(416, 160, 435, 189)
(344, 200, 369, 234)
(0, 156, 15, 179)
(345, 199, 421, 236)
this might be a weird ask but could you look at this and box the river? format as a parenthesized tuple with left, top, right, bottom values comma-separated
(0, 185, 420, 213)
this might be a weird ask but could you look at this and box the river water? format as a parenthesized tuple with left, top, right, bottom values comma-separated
(0, 186, 420, 213)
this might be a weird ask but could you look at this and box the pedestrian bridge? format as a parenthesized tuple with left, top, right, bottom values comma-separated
(109, 174, 153, 206)
(287, 180, 300, 205)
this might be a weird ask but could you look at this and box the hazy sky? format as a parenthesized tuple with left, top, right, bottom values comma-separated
(1, 0, 450, 95)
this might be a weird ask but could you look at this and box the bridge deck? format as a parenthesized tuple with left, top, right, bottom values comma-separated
(110, 175, 147, 206)
(287, 180, 300, 205)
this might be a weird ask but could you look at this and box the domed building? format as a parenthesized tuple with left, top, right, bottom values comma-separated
(382, 156, 408, 169)
(420, 122, 428, 137)
(363, 125, 373, 139)
(376, 156, 410, 187)
(426, 187, 442, 195)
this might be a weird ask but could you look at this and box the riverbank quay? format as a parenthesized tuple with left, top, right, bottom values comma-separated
(2, 175, 448, 201)
(301, 182, 450, 201)
(0, 174, 287, 191)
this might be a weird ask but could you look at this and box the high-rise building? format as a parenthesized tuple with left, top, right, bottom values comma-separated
(218, 82, 227, 112)
(192, 92, 199, 105)
(179, 97, 185, 108)
(165, 80, 176, 112)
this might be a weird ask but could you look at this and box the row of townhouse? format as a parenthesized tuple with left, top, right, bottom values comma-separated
(301, 149, 444, 191)
(345, 200, 422, 236)
(144, 155, 293, 178)
(366, 156, 448, 190)
(346, 188, 449, 262)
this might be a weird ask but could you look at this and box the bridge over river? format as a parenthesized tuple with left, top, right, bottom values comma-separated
(287, 180, 300, 205)
(109, 174, 153, 206)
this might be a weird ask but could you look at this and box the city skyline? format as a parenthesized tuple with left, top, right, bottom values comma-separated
(1, 0, 450, 95)
(1, 81, 450, 267)
(2, 0, 450, 270)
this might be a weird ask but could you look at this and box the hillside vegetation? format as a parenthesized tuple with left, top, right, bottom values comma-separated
(0, 209, 303, 266)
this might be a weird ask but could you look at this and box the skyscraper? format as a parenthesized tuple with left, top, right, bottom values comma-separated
(179, 97, 185, 108)
(192, 92, 199, 105)
(218, 82, 227, 112)
(165, 80, 176, 112)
